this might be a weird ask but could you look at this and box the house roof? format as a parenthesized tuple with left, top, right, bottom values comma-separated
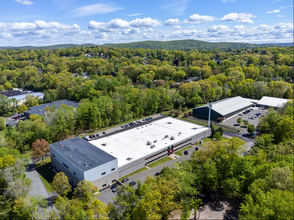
(194, 96, 253, 116)
(50, 137, 117, 172)
(24, 99, 79, 116)
(257, 96, 290, 108)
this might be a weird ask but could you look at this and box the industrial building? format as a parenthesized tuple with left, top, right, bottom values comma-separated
(193, 96, 254, 121)
(257, 96, 290, 109)
(0, 89, 44, 105)
(24, 100, 79, 118)
(49, 117, 211, 189)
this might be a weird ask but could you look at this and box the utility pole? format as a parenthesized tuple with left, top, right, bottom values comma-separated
(208, 102, 212, 128)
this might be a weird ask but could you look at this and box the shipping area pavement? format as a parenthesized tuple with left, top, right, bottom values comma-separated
(98, 144, 200, 205)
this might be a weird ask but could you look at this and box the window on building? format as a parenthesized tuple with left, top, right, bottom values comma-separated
(52, 154, 56, 158)
(102, 172, 106, 175)
(62, 163, 68, 169)
(111, 168, 115, 171)
(102, 184, 107, 187)
(73, 172, 76, 175)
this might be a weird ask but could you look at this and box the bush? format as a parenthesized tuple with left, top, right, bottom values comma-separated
(244, 120, 249, 125)
(217, 117, 224, 122)
(184, 113, 188, 118)
(188, 111, 193, 116)
(3, 112, 13, 117)
(0, 117, 5, 131)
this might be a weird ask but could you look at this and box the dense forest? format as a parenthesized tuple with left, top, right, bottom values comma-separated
(0, 45, 293, 219)
(0, 39, 293, 50)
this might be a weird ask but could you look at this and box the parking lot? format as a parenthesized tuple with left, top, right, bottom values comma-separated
(221, 107, 267, 133)
(5, 113, 26, 126)
(98, 145, 199, 204)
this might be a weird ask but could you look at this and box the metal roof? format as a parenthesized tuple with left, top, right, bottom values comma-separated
(50, 137, 117, 172)
(8, 92, 44, 101)
(24, 99, 79, 116)
(257, 96, 290, 108)
(195, 96, 253, 116)
(0, 90, 28, 97)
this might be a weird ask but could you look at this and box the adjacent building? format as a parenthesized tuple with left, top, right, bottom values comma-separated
(257, 96, 290, 109)
(0, 89, 44, 105)
(24, 100, 79, 118)
(49, 116, 211, 189)
(193, 96, 254, 121)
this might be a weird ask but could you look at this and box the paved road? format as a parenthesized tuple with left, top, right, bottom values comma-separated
(25, 159, 49, 198)
(98, 145, 199, 204)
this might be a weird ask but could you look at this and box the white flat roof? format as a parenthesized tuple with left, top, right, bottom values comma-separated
(90, 117, 209, 168)
(258, 96, 290, 108)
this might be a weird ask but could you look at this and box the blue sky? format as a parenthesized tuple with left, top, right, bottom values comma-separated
(0, 0, 293, 46)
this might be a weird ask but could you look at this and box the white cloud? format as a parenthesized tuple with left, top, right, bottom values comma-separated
(188, 26, 195, 29)
(95, 32, 107, 39)
(174, 25, 182, 29)
(164, 18, 179, 26)
(129, 17, 161, 28)
(35, 20, 80, 30)
(280, 5, 293, 9)
(207, 25, 229, 32)
(127, 13, 142, 16)
(221, 13, 256, 23)
(221, 0, 237, 2)
(271, 0, 281, 3)
(277, 15, 284, 17)
(72, 3, 123, 17)
(0, 23, 7, 31)
(184, 14, 215, 24)
(122, 28, 140, 35)
(267, 9, 280, 14)
(0, 33, 12, 38)
(88, 19, 131, 32)
(10, 22, 37, 30)
(14, 0, 34, 5)
(274, 22, 293, 29)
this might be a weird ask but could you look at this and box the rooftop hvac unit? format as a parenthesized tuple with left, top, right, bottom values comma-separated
(151, 145, 155, 149)
(178, 132, 182, 135)
(84, 162, 88, 166)
(154, 140, 157, 143)
(126, 157, 133, 161)
(102, 142, 107, 146)
(165, 135, 169, 138)
(170, 136, 175, 140)
(147, 141, 152, 145)
(167, 122, 172, 124)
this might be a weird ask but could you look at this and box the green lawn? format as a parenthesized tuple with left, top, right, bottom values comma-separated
(174, 151, 183, 156)
(180, 145, 194, 152)
(119, 167, 148, 181)
(203, 137, 212, 143)
(36, 163, 56, 193)
(148, 157, 173, 168)
(35, 157, 51, 167)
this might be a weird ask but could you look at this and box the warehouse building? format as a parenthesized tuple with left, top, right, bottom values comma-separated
(193, 96, 254, 121)
(24, 99, 79, 118)
(49, 117, 210, 189)
(0, 90, 44, 105)
(257, 96, 290, 109)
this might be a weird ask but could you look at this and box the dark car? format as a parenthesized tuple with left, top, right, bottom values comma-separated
(184, 150, 188, 155)
(110, 184, 117, 189)
(14, 116, 19, 120)
(195, 147, 199, 151)
(112, 188, 118, 193)
(129, 182, 136, 186)
(96, 133, 100, 137)
(102, 131, 106, 134)
(6, 124, 10, 127)
(242, 133, 249, 137)
(155, 172, 161, 176)
(121, 178, 129, 183)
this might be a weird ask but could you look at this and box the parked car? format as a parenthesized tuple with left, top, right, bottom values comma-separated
(6, 124, 10, 127)
(155, 172, 161, 176)
(242, 133, 249, 137)
(129, 182, 136, 186)
(96, 133, 100, 137)
(102, 131, 106, 134)
(83, 135, 90, 141)
(195, 147, 199, 151)
(184, 150, 188, 155)
(110, 184, 117, 189)
(14, 116, 19, 120)
(121, 178, 129, 183)
(112, 188, 118, 193)
(238, 113, 243, 116)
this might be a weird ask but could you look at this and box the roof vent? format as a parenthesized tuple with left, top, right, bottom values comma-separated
(165, 135, 169, 138)
(102, 142, 107, 146)
(170, 136, 175, 140)
(151, 145, 155, 149)
(178, 132, 182, 135)
(167, 122, 172, 124)
(126, 157, 133, 161)
(154, 140, 157, 143)
(147, 141, 152, 145)
(84, 162, 88, 166)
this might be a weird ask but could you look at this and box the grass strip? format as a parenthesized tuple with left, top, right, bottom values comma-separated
(39, 174, 54, 193)
(119, 167, 148, 181)
(180, 145, 194, 152)
(148, 157, 173, 168)
(174, 151, 183, 156)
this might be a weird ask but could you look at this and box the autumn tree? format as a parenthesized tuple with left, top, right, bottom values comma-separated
(17, 103, 28, 113)
(52, 172, 72, 196)
(74, 180, 99, 207)
(31, 139, 49, 163)
(25, 93, 38, 107)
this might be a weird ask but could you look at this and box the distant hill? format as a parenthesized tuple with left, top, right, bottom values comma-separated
(104, 40, 293, 50)
(0, 40, 292, 50)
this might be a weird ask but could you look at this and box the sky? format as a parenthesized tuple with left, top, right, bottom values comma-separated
(0, 0, 293, 46)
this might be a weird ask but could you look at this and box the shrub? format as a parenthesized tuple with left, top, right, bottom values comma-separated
(217, 117, 224, 122)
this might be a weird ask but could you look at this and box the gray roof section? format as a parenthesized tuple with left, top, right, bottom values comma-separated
(195, 96, 253, 115)
(258, 96, 290, 108)
(24, 100, 79, 116)
(50, 137, 117, 172)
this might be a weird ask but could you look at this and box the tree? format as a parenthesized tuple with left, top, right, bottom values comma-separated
(0, 95, 11, 114)
(25, 93, 38, 107)
(17, 103, 28, 113)
(243, 120, 249, 125)
(4, 82, 12, 90)
(10, 98, 18, 112)
(52, 172, 72, 196)
(31, 139, 49, 163)
(74, 180, 99, 207)
(247, 124, 255, 134)
(0, 117, 6, 131)
(237, 117, 242, 124)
